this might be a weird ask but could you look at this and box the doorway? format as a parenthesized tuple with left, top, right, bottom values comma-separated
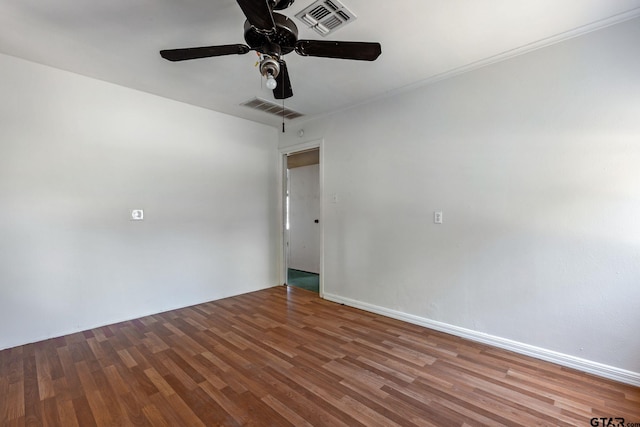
(281, 144, 322, 294)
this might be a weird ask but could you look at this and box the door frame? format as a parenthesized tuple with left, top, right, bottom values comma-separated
(278, 139, 324, 296)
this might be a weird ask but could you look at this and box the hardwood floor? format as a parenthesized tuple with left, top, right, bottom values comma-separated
(1, 286, 639, 426)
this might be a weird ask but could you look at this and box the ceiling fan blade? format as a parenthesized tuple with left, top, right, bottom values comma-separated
(273, 60, 293, 100)
(236, 0, 276, 33)
(295, 40, 382, 61)
(160, 44, 251, 61)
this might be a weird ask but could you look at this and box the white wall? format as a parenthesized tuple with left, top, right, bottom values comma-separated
(280, 18, 640, 381)
(0, 53, 279, 350)
(288, 164, 321, 274)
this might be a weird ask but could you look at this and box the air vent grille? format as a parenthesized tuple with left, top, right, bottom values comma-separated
(323, 16, 343, 30)
(295, 0, 357, 37)
(241, 98, 304, 120)
(324, 0, 339, 10)
(308, 5, 331, 21)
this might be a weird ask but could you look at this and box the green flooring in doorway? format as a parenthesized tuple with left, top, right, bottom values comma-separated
(287, 269, 319, 293)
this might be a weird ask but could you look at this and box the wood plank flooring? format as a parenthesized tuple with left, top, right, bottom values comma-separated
(1, 285, 639, 426)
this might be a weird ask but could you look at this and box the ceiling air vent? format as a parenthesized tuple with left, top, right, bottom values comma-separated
(295, 0, 357, 36)
(241, 98, 304, 120)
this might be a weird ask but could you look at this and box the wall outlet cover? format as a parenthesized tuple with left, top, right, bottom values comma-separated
(131, 209, 144, 221)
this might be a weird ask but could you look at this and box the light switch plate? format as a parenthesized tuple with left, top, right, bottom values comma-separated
(434, 211, 443, 224)
(131, 209, 144, 221)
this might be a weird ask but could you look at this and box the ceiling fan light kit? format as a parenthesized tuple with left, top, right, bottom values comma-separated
(259, 56, 280, 78)
(159, 0, 381, 101)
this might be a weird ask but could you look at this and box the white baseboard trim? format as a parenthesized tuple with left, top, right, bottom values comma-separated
(323, 293, 640, 387)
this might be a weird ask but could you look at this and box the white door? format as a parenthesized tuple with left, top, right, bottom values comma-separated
(288, 162, 320, 274)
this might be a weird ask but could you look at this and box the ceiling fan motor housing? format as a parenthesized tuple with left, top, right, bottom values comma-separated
(244, 13, 298, 56)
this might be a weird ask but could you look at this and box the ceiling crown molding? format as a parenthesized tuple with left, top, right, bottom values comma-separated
(296, 7, 640, 126)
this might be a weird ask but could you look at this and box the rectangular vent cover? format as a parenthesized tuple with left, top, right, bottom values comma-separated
(241, 98, 304, 120)
(295, 0, 357, 36)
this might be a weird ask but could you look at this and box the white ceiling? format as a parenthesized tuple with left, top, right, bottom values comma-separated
(1, 0, 639, 128)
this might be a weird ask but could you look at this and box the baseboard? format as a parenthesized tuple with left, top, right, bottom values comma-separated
(323, 293, 640, 387)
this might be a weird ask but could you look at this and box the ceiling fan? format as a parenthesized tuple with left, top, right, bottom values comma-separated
(159, 0, 382, 100)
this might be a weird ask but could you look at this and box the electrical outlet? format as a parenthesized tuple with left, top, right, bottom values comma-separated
(131, 209, 144, 221)
(434, 211, 443, 224)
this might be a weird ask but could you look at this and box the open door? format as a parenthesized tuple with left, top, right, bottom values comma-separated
(284, 148, 320, 293)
